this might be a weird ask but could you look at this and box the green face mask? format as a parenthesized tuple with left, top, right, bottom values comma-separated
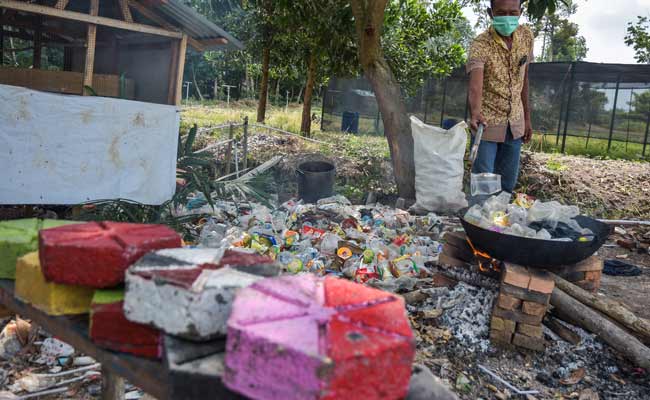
(493, 16, 519, 36)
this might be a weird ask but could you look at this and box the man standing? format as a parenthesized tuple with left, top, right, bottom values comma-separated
(467, 0, 534, 193)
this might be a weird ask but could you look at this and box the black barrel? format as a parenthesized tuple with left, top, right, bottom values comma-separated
(297, 161, 336, 203)
(341, 111, 359, 134)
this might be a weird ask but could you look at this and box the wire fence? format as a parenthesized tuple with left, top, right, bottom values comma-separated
(322, 62, 650, 159)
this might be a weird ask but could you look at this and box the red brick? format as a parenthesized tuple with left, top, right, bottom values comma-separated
(569, 256, 603, 273)
(573, 279, 599, 292)
(517, 323, 543, 338)
(528, 270, 555, 294)
(501, 264, 531, 288)
(490, 329, 513, 345)
(491, 316, 515, 333)
(512, 333, 546, 352)
(40, 222, 181, 288)
(585, 270, 602, 281)
(493, 306, 544, 325)
(497, 294, 522, 311)
(559, 271, 587, 283)
(442, 243, 475, 263)
(500, 283, 550, 304)
(522, 301, 548, 317)
(437, 253, 471, 269)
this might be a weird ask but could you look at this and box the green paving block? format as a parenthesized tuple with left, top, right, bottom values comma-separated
(0, 219, 79, 280)
(92, 288, 125, 305)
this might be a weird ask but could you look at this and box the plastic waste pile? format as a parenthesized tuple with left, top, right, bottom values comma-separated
(464, 193, 595, 242)
(195, 195, 444, 284)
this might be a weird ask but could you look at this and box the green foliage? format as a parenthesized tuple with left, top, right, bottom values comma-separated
(383, 0, 468, 93)
(625, 16, 650, 64)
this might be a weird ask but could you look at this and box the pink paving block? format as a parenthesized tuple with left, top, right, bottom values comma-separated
(39, 221, 181, 288)
(224, 275, 415, 400)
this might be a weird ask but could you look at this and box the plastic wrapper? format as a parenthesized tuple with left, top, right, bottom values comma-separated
(470, 173, 502, 196)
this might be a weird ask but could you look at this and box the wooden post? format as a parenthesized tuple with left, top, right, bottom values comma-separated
(33, 17, 42, 69)
(225, 123, 233, 175)
(242, 116, 249, 170)
(173, 34, 188, 106)
(117, 0, 132, 22)
(101, 366, 125, 400)
(83, 0, 99, 95)
(167, 39, 179, 105)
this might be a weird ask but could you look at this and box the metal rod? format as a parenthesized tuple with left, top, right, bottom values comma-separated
(477, 364, 540, 395)
(440, 79, 448, 127)
(561, 62, 576, 153)
(643, 111, 650, 157)
(242, 116, 249, 170)
(607, 76, 621, 152)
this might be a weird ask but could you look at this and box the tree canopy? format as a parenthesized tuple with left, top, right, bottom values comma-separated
(625, 16, 650, 64)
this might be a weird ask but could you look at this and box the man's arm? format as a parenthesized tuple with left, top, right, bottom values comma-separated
(522, 62, 532, 143)
(468, 68, 487, 132)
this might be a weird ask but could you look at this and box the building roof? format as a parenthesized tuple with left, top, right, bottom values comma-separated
(150, 0, 244, 51)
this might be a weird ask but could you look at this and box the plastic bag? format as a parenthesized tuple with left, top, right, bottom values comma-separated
(410, 116, 468, 213)
(470, 173, 502, 196)
(527, 200, 579, 229)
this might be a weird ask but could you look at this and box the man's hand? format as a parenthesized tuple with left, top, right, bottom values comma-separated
(470, 113, 488, 132)
(523, 119, 533, 143)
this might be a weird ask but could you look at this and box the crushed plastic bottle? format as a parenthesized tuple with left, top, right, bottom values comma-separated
(198, 219, 228, 248)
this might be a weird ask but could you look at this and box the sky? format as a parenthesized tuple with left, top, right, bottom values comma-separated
(462, 0, 650, 64)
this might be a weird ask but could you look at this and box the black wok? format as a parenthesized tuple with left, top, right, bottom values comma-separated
(460, 215, 610, 268)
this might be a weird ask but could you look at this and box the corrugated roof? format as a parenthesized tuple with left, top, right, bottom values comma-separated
(152, 0, 244, 51)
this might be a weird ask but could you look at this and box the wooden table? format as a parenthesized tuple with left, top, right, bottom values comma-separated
(0, 280, 240, 400)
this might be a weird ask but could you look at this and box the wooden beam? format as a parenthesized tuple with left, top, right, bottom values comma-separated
(32, 16, 41, 69)
(0, 0, 183, 39)
(82, 0, 99, 95)
(127, 0, 203, 51)
(54, 0, 69, 10)
(173, 34, 187, 105)
(117, 0, 132, 22)
(166, 35, 178, 105)
(197, 37, 228, 47)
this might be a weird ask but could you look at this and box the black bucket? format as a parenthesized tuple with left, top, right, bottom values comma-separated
(297, 161, 336, 203)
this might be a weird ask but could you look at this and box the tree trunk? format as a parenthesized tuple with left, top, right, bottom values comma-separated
(297, 86, 303, 104)
(257, 45, 271, 123)
(300, 52, 317, 137)
(553, 274, 650, 344)
(191, 61, 204, 101)
(350, 0, 415, 199)
(551, 287, 650, 369)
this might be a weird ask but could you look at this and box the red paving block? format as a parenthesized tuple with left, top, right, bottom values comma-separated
(90, 290, 161, 359)
(224, 275, 415, 400)
(39, 222, 181, 288)
(528, 270, 555, 295)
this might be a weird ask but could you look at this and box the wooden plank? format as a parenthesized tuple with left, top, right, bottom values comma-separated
(197, 38, 228, 47)
(126, 0, 204, 51)
(101, 366, 126, 400)
(0, 0, 183, 39)
(173, 33, 187, 106)
(0, 280, 169, 400)
(117, 0, 133, 22)
(166, 38, 178, 105)
(0, 67, 135, 98)
(54, 0, 69, 9)
(82, 0, 99, 95)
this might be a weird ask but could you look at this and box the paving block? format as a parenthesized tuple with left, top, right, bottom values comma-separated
(224, 275, 415, 400)
(516, 323, 543, 338)
(522, 301, 548, 317)
(124, 248, 280, 340)
(490, 329, 513, 345)
(90, 289, 161, 358)
(500, 283, 550, 305)
(512, 333, 546, 352)
(497, 293, 522, 311)
(528, 270, 555, 295)
(573, 279, 599, 292)
(0, 219, 79, 280)
(501, 264, 531, 289)
(39, 221, 182, 288)
(15, 252, 94, 316)
(569, 256, 604, 273)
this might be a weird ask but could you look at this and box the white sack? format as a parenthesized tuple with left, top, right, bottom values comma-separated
(0, 84, 179, 205)
(410, 116, 468, 213)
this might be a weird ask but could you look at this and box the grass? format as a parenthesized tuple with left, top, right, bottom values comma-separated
(182, 101, 649, 163)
